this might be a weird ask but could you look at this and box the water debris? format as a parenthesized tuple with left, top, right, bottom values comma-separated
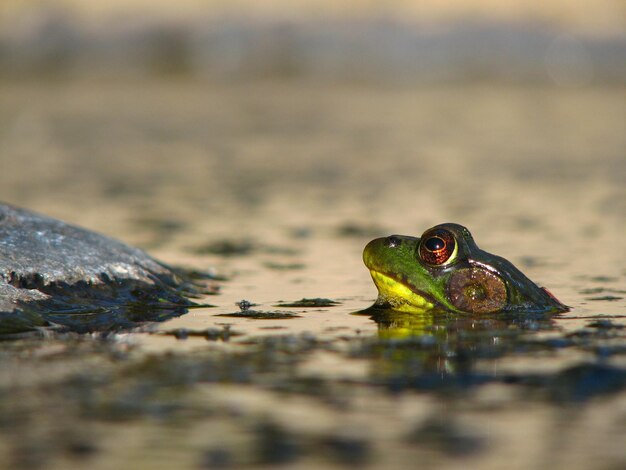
(319, 434, 371, 465)
(336, 223, 385, 238)
(407, 416, 485, 457)
(131, 216, 186, 234)
(579, 287, 626, 295)
(236, 300, 257, 311)
(216, 299, 304, 318)
(158, 326, 240, 341)
(173, 267, 228, 283)
(587, 319, 624, 329)
(216, 310, 300, 320)
(217, 301, 300, 319)
(263, 261, 305, 271)
(254, 420, 301, 465)
(287, 227, 312, 239)
(193, 239, 256, 257)
(518, 256, 541, 268)
(274, 298, 341, 308)
(545, 363, 626, 403)
(199, 448, 233, 469)
(191, 240, 300, 258)
(586, 295, 623, 302)
(130, 216, 187, 248)
(588, 276, 618, 283)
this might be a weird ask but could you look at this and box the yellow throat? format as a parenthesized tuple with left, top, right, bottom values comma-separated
(369, 270, 435, 314)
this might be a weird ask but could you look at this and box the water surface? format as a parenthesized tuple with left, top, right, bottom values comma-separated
(0, 80, 625, 469)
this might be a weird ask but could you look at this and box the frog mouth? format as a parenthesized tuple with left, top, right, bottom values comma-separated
(368, 270, 438, 313)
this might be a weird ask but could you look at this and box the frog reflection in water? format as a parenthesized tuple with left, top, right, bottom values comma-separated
(365, 308, 558, 387)
(363, 223, 568, 316)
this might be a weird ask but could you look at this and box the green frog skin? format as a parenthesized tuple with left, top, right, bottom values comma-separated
(363, 223, 568, 315)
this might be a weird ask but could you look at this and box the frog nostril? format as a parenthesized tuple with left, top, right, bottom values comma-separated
(385, 236, 401, 248)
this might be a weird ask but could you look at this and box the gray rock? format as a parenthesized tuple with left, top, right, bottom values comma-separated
(0, 203, 211, 334)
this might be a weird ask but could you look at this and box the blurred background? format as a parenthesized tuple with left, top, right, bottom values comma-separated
(0, 1, 624, 224)
(1, 0, 625, 83)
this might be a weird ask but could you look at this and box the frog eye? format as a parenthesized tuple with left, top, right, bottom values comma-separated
(446, 267, 507, 313)
(418, 228, 457, 266)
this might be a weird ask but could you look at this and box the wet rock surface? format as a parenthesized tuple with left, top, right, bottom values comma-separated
(0, 204, 214, 334)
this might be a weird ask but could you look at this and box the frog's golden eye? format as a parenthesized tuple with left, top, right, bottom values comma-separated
(419, 228, 457, 266)
(446, 267, 507, 313)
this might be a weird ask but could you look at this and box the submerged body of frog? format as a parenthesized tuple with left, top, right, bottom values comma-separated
(363, 223, 567, 315)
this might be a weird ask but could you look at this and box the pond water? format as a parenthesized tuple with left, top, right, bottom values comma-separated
(0, 80, 625, 469)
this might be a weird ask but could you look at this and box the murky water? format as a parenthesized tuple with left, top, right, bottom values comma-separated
(0, 80, 625, 469)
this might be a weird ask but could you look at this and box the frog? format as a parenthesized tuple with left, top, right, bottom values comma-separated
(363, 223, 568, 315)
